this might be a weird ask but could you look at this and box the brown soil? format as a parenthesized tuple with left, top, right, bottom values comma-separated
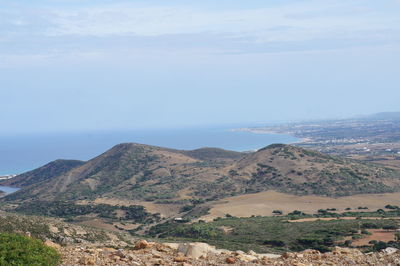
(352, 229, 397, 246)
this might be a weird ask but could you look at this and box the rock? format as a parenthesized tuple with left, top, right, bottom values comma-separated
(44, 240, 61, 250)
(55, 240, 400, 266)
(214, 248, 231, 255)
(234, 250, 246, 255)
(174, 256, 188, 262)
(282, 252, 294, 259)
(164, 243, 180, 249)
(226, 257, 237, 264)
(381, 247, 398, 255)
(258, 253, 281, 259)
(248, 250, 257, 256)
(111, 249, 126, 258)
(135, 240, 150, 250)
(178, 242, 216, 259)
(151, 250, 163, 258)
(332, 247, 353, 255)
(155, 244, 169, 253)
(236, 254, 258, 262)
(78, 256, 96, 265)
(126, 254, 136, 261)
(48, 225, 59, 234)
(103, 247, 117, 252)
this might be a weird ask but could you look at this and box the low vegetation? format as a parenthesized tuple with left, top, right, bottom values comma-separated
(0, 233, 60, 265)
(14, 201, 160, 224)
(4, 143, 400, 208)
(148, 210, 400, 254)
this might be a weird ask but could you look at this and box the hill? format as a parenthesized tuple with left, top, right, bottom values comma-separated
(182, 147, 243, 161)
(360, 112, 400, 121)
(3, 143, 232, 202)
(0, 159, 85, 188)
(229, 144, 400, 196)
(3, 143, 400, 207)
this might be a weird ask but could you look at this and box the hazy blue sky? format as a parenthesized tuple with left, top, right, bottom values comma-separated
(1, 0, 400, 135)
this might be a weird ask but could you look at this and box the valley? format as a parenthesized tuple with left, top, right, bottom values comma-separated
(200, 191, 400, 221)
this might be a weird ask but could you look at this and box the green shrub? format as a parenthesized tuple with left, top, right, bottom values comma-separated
(0, 233, 60, 266)
(361, 229, 371, 235)
(383, 225, 398, 231)
(372, 241, 388, 251)
(180, 205, 195, 213)
(385, 205, 399, 210)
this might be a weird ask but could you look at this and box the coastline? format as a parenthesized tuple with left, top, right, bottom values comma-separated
(231, 127, 308, 145)
(0, 128, 299, 175)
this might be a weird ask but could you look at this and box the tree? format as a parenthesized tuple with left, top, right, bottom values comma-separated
(382, 225, 397, 231)
(395, 232, 400, 242)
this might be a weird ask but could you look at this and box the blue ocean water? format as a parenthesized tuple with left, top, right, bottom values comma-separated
(0, 127, 298, 175)
(0, 185, 20, 194)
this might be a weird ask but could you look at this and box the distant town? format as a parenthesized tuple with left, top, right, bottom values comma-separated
(236, 112, 400, 169)
(0, 175, 17, 180)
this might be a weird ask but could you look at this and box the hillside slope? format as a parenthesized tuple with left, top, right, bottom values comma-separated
(4, 143, 230, 202)
(228, 144, 400, 196)
(0, 159, 85, 188)
(3, 143, 400, 204)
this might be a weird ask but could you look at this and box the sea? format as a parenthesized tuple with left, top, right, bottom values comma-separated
(0, 126, 298, 176)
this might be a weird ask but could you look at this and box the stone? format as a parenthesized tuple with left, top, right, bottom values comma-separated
(226, 257, 237, 264)
(214, 248, 231, 255)
(163, 243, 180, 249)
(78, 256, 96, 265)
(258, 253, 282, 259)
(381, 247, 398, 255)
(174, 256, 188, 262)
(178, 242, 216, 259)
(151, 250, 163, 258)
(135, 240, 150, 250)
(44, 240, 61, 250)
(103, 247, 117, 252)
(236, 254, 258, 262)
(112, 249, 126, 258)
(234, 250, 245, 255)
(248, 250, 257, 256)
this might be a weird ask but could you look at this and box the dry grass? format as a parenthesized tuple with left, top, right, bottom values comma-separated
(287, 217, 400, 223)
(201, 191, 400, 221)
(91, 198, 181, 218)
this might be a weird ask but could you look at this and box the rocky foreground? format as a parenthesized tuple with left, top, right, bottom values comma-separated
(54, 240, 400, 265)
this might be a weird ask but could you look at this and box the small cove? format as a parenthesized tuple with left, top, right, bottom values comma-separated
(0, 185, 20, 195)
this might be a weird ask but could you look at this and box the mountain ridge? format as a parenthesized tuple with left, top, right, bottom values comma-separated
(3, 143, 400, 205)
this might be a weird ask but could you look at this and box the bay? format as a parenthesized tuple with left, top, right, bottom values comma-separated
(0, 126, 298, 175)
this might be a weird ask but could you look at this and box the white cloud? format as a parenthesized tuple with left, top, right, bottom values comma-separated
(0, 0, 399, 64)
(42, 1, 399, 44)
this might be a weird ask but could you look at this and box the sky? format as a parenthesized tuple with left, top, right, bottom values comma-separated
(1, 0, 400, 135)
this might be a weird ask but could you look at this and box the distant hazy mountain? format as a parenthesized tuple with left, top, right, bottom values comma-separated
(3, 143, 400, 204)
(358, 112, 400, 121)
